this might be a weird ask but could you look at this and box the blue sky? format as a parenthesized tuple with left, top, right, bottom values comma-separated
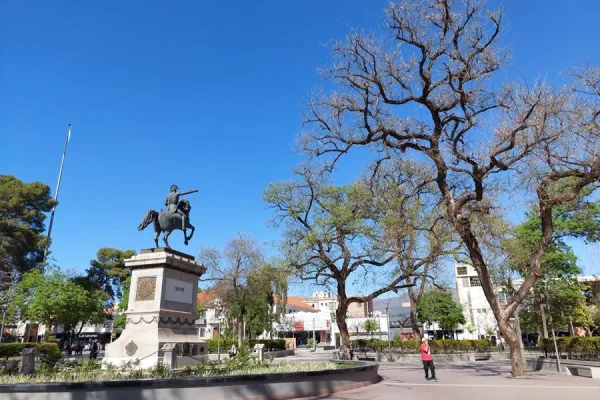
(2, 1, 599, 292)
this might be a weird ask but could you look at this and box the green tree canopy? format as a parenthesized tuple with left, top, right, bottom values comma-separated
(505, 194, 600, 334)
(363, 319, 378, 338)
(9, 267, 106, 347)
(417, 290, 466, 332)
(0, 175, 55, 285)
(79, 248, 135, 303)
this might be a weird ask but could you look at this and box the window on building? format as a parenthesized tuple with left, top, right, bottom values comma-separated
(461, 278, 470, 287)
(199, 328, 205, 337)
(456, 266, 468, 276)
(470, 277, 482, 287)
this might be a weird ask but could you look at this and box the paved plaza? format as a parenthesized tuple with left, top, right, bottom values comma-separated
(299, 357, 600, 400)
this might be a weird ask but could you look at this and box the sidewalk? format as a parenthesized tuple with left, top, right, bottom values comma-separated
(297, 359, 600, 400)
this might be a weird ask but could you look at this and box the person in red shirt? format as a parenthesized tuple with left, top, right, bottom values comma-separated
(420, 338, 437, 381)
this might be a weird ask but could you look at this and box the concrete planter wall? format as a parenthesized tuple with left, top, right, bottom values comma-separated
(527, 357, 600, 379)
(207, 349, 295, 361)
(1, 361, 379, 400)
(354, 351, 512, 364)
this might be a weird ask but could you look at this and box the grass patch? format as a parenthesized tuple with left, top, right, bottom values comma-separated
(0, 361, 351, 385)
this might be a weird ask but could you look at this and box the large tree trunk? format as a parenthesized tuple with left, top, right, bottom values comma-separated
(499, 320, 526, 376)
(237, 317, 243, 348)
(336, 306, 351, 360)
(407, 287, 422, 340)
(336, 283, 351, 360)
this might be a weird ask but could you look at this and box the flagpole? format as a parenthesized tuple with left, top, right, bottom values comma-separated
(43, 124, 71, 263)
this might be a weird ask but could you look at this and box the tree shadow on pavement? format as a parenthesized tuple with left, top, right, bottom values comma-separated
(438, 361, 557, 381)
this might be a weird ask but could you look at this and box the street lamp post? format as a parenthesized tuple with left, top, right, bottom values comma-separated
(544, 280, 562, 373)
(312, 318, 316, 351)
(217, 317, 222, 361)
(385, 302, 391, 356)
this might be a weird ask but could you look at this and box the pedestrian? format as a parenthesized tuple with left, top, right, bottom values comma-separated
(89, 338, 100, 359)
(420, 337, 437, 382)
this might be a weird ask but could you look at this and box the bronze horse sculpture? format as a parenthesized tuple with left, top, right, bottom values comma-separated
(138, 199, 195, 248)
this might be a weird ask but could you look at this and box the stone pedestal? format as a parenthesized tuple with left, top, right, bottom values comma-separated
(103, 248, 208, 369)
(20, 348, 35, 375)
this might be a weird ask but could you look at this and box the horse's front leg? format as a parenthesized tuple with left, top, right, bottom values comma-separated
(183, 223, 196, 246)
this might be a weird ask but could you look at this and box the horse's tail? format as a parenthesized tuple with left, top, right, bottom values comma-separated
(138, 210, 158, 231)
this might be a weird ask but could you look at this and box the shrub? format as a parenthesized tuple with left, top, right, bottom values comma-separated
(541, 337, 600, 361)
(0, 343, 61, 364)
(351, 339, 491, 354)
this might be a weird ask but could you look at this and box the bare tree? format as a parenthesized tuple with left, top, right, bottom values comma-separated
(265, 167, 415, 359)
(301, 0, 600, 376)
(198, 233, 264, 348)
(368, 159, 457, 338)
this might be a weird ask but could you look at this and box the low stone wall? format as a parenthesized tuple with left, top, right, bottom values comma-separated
(207, 349, 295, 361)
(1, 361, 379, 400)
(527, 357, 600, 378)
(265, 349, 295, 359)
(353, 351, 510, 364)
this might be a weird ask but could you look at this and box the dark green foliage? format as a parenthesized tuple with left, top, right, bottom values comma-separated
(83, 248, 136, 302)
(0, 175, 54, 277)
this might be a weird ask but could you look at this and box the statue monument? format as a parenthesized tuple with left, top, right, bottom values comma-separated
(103, 187, 207, 368)
(138, 185, 198, 248)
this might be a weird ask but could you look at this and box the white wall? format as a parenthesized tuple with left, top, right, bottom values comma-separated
(455, 263, 499, 339)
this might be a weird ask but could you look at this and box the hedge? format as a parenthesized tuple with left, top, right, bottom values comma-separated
(204, 339, 286, 353)
(541, 337, 600, 361)
(351, 339, 492, 354)
(0, 342, 61, 363)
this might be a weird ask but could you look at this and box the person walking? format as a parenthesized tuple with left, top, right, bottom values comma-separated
(89, 338, 100, 360)
(420, 337, 437, 381)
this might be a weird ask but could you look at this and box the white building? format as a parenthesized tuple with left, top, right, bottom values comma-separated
(454, 263, 501, 339)
(304, 291, 338, 313)
(196, 291, 226, 340)
(455, 263, 599, 339)
(8, 307, 124, 346)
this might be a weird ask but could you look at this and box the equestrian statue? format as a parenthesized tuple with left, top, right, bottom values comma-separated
(138, 185, 198, 248)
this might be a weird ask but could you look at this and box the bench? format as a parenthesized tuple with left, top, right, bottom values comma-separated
(565, 364, 600, 379)
(474, 353, 491, 361)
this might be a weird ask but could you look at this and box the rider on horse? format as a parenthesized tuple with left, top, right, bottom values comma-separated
(165, 185, 198, 229)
